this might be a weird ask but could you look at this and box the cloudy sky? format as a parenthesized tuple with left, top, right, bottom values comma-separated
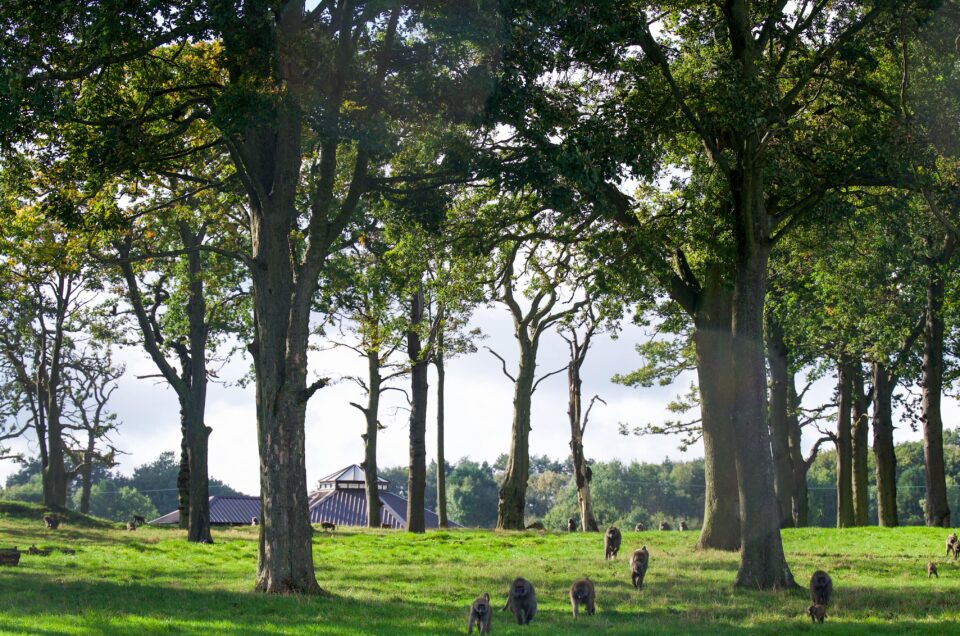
(1, 302, 955, 501)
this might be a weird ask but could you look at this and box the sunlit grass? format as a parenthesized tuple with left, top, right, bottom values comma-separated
(1, 501, 959, 634)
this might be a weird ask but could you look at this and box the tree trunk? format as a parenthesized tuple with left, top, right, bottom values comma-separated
(177, 427, 190, 530)
(922, 257, 950, 526)
(693, 286, 740, 551)
(786, 375, 809, 526)
(79, 431, 94, 514)
(186, 418, 213, 543)
(407, 289, 428, 533)
(363, 349, 382, 528)
(766, 314, 795, 528)
(250, 191, 320, 595)
(836, 360, 854, 528)
(435, 343, 448, 528)
(872, 362, 898, 527)
(567, 332, 598, 532)
(729, 179, 793, 588)
(851, 363, 870, 526)
(498, 339, 536, 530)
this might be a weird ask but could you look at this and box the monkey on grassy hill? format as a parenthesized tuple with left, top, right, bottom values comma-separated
(43, 515, 59, 530)
(132, 515, 146, 526)
(929, 562, 939, 578)
(630, 546, 650, 589)
(568, 518, 577, 532)
(809, 570, 832, 606)
(126, 521, 137, 531)
(525, 521, 545, 530)
(467, 592, 492, 634)
(659, 521, 671, 531)
(947, 532, 959, 559)
(320, 521, 336, 531)
(251, 517, 259, 526)
(634, 522, 646, 532)
(569, 578, 596, 618)
(678, 520, 688, 531)
(808, 604, 826, 623)
(501, 577, 537, 625)
(604, 526, 622, 559)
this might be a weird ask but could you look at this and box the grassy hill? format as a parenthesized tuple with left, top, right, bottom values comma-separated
(1, 502, 958, 634)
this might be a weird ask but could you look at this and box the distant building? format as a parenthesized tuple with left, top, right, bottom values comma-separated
(150, 464, 452, 529)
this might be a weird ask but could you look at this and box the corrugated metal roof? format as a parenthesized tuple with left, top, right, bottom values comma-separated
(317, 464, 388, 485)
(150, 465, 456, 528)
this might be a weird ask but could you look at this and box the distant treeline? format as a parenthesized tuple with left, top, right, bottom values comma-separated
(1, 451, 243, 522)
(383, 431, 960, 530)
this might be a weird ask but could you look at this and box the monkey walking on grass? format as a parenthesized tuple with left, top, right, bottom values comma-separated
(569, 578, 596, 618)
(928, 562, 939, 578)
(604, 526, 621, 559)
(630, 546, 650, 589)
(807, 604, 826, 623)
(946, 532, 959, 559)
(501, 577, 536, 625)
(467, 592, 492, 634)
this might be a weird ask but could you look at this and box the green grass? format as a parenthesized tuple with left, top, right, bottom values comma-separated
(1, 506, 959, 634)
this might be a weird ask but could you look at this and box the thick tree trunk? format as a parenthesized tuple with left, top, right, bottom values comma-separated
(177, 427, 190, 530)
(766, 315, 795, 529)
(872, 362, 898, 527)
(407, 289, 429, 533)
(851, 363, 869, 526)
(729, 183, 793, 588)
(498, 339, 536, 530)
(567, 334, 598, 532)
(250, 192, 320, 595)
(42, 394, 68, 509)
(364, 349, 382, 528)
(836, 361, 854, 528)
(922, 261, 950, 526)
(186, 418, 213, 543)
(435, 348, 448, 528)
(693, 286, 740, 550)
(786, 376, 809, 526)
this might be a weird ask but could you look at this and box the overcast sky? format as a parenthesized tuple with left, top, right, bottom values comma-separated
(1, 302, 956, 503)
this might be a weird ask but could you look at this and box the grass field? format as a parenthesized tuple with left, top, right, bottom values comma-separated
(1, 501, 959, 634)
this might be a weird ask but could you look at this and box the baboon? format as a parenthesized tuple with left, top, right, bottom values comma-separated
(678, 520, 688, 531)
(380, 522, 393, 529)
(320, 521, 336, 531)
(467, 592, 492, 634)
(604, 526, 622, 559)
(659, 521, 671, 531)
(43, 515, 59, 530)
(27, 545, 50, 556)
(132, 515, 146, 527)
(251, 517, 259, 526)
(501, 577, 537, 625)
(569, 578, 596, 618)
(807, 604, 826, 623)
(809, 570, 833, 606)
(126, 521, 137, 531)
(630, 546, 650, 589)
(567, 518, 577, 532)
(946, 532, 959, 559)
(525, 521, 545, 530)
(929, 562, 939, 578)
(634, 522, 646, 532)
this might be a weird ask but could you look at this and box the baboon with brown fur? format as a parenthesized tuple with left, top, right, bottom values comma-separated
(678, 520, 688, 531)
(634, 522, 646, 532)
(43, 515, 59, 530)
(659, 521, 671, 531)
(929, 562, 939, 578)
(132, 515, 146, 527)
(947, 532, 959, 559)
(320, 521, 336, 531)
(468, 592, 492, 634)
(525, 521, 545, 530)
(808, 604, 826, 623)
(569, 578, 596, 618)
(809, 570, 832, 606)
(126, 521, 137, 531)
(630, 546, 650, 589)
(501, 577, 536, 625)
(604, 526, 622, 559)
(251, 517, 259, 526)
(567, 518, 577, 532)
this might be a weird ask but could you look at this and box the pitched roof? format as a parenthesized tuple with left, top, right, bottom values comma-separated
(149, 495, 262, 525)
(317, 464, 388, 486)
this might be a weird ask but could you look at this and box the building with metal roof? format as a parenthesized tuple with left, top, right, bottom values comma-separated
(150, 464, 452, 529)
